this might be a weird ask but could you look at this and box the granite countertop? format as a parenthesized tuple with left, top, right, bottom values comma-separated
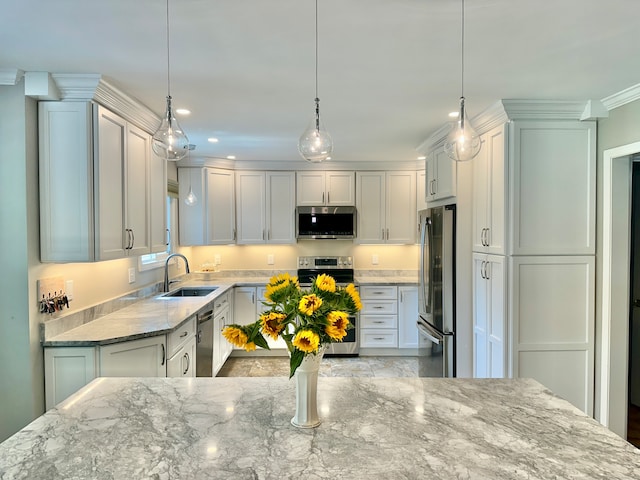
(355, 275, 419, 285)
(1, 377, 638, 479)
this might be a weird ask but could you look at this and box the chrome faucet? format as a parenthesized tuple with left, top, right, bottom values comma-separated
(164, 253, 190, 292)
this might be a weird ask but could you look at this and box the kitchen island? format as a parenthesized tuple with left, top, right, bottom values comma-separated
(1, 377, 638, 479)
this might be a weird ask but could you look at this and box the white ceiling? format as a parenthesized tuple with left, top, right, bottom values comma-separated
(1, 0, 639, 163)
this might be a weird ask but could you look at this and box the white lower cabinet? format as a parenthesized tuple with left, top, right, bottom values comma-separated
(360, 285, 398, 348)
(213, 291, 233, 375)
(472, 253, 507, 379)
(509, 255, 595, 415)
(398, 286, 419, 348)
(167, 337, 196, 377)
(99, 336, 167, 377)
(44, 347, 97, 410)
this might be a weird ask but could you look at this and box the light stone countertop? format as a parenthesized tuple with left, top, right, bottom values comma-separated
(1, 376, 638, 479)
(43, 272, 416, 347)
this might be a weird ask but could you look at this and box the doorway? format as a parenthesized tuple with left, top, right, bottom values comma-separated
(628, 161, 640, 447)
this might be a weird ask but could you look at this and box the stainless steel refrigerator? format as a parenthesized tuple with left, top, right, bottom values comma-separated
(417, 204, 456, 377)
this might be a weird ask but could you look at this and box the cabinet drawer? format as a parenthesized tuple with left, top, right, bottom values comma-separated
(167, 317, 196, 358)
(361, 300, 397, 315)
(360, 315, 397, 329)
(360, 330, 398, 348)
(360, 286, 397, 300)
(213, 291, 231, 311)
(214, 305, 231, 326)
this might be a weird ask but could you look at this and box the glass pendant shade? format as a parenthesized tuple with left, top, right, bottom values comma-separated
(152, 95, 189, 161)
(444, 97, 481, 162)
(184, 186, 197, 206)
(298, 101, 333, 163)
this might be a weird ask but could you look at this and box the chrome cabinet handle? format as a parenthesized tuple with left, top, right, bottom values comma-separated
(484, 261, 490, 280)
(485, 228, 490, 247)
(480, 261, 486, 280)
(233, 228, 237, 241)
(373, 306, 385, 310)
(373, 320, 385, 324)
(180, 331, 188, 338)
(327, 191, 330, 204)
(161, 343, 165, 366)
(386, 228, 389, 240)
(183, 352, 190, 375)
(166, 228, 170, 246)
(322, 192, 325, 204)
(130, 229, 135, 249)
(373, 337, 386, 341)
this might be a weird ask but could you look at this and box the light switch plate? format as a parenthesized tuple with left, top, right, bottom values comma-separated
(372, 254, 379, 265)
(128, 267, 136, 284)
(267, 254, 275, 265)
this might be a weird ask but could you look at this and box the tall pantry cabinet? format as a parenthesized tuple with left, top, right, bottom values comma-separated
(469, 101, 596, 416)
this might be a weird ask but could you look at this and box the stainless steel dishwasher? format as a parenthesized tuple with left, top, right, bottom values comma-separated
(196, 306, 214, 377)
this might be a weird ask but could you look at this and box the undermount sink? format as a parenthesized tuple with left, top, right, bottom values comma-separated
(162, 287, 217, 298)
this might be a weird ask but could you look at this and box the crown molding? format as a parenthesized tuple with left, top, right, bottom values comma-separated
(0, 68, 24, 85)
(50, 73, 160, 133)
(601, 83, 640, 111)
(176, 157, 423, 171)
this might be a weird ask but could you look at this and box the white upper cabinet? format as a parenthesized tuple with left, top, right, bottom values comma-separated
(509, 120, 596, 256)
(296, 171, 355, 206)
(356, 171, 416, 244)
(417, 170, 428, 213)
(39, 102, 158, 262)
(149, 151, 168, 253)
(235, 171, 295, 244)
(472, 124, 507, 255)
(178, 167, 235, 246)
(425, 146, 457, 205)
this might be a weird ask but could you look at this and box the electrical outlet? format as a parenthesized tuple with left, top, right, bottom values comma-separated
(214, 254, 221, 265)
(128, 267, 136, 284)
(372, 254, 379, 265)
(267, 254, 275, 265)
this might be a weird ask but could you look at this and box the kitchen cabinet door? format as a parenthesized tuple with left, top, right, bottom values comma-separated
(99, 336, 167, 377)
(44, 347, 97, 410)
(236, 171, 266, 244)
(167, 336, 196, 378)
(123, 122, 151, 256)
(425, 146, 456, 204)
(398, 286, 419, 349)
(509, 255, 595, 415)
(94, 106, 127, 260)
(356, 172, 385, 243)
(473, 124, 507, 255)
(206, 168, 236, 244)
(417, 170, 427, 213)
(149, 150, 168, 253)
(296, 171, 354, 206)
(473, 253, 506, 379)
(386, 171, 416, 244)
(266, 172, 295, 243)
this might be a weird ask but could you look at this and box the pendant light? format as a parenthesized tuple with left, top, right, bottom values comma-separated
(444, 0, 481, 162)
(152, 0, 189, 161)
(184, 149, 197, 206)
(298, 0, 333, 163)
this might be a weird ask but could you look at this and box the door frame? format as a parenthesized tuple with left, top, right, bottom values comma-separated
(601, 141, 640, 437)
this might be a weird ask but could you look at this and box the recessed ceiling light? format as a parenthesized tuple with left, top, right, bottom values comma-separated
(226, 155, 236, 160)
(417, 156, 426, 160)
(175, 108, 191, 115)
(448, 111, 459, 118)
(207, 137, 219, 143)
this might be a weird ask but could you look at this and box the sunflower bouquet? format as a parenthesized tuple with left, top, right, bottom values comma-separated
(222, 272, 362, 377)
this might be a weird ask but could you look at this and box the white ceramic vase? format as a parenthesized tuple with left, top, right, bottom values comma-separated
(291, 348, 325, 428)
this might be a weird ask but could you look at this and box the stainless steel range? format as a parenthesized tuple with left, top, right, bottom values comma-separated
(297, 256, 359, 356)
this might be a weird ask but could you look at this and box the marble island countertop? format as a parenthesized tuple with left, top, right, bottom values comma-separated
(1, 377, 638, 479)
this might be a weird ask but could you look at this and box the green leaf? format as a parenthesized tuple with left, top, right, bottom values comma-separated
(253, 333, 270, 350)
(289, 349, 305, 378)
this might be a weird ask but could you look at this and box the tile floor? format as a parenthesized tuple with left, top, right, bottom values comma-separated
(217, 355, 419, 378)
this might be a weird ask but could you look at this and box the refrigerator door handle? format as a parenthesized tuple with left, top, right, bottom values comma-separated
(417, 319, 443, 345)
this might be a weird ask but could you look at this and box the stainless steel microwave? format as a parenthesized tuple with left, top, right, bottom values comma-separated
(296, 206, 356, 240)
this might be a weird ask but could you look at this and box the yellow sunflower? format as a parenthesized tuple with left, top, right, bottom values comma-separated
(325, 311, 350, 340)
(260, 311, 286, 340)
(244, 342, 256, 352)
(293, 330, 320, 353)
(315, 273, 336, 293)
(345, 283, 363, 310)
(222, 326, 248, 348)
(299, 294, 322, 316)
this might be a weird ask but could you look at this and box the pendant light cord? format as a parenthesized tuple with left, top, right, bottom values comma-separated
(314, 0, 320, 131)
(166, 0, 172, 97)
(461, 0, 465, 99)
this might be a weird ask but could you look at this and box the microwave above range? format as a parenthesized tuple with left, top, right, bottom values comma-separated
(295, 206, 356, 240)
